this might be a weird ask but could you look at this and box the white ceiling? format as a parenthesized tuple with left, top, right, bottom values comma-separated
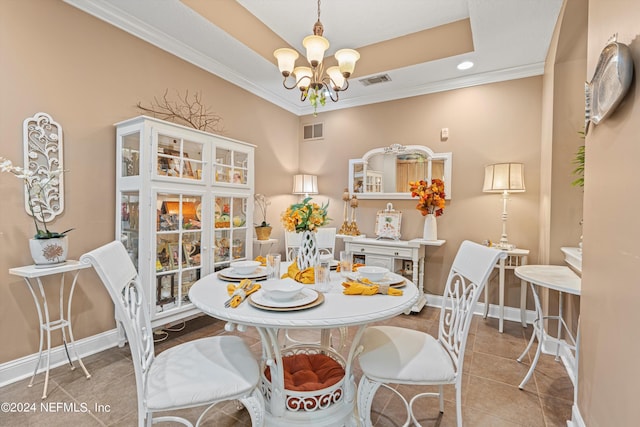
(64, 0, 563, 116)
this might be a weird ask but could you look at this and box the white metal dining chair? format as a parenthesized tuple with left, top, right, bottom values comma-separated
(284, 227, 337, 261)
(356, 240, 506, 427)
(80, 241, 264, 427)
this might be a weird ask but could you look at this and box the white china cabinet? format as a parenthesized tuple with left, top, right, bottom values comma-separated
(115, 116, 255, 328)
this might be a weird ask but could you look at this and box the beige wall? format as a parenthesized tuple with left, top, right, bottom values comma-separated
(298, 78, 544, 298)
(579, 0, 640, 424)
(0, 0, 577, 390)
(0, 0, 298, 363)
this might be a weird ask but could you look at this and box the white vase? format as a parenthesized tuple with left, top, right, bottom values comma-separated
(297, 230, 319, 270)
(423, 214, 438, 241)
(29, 237, 68, 267)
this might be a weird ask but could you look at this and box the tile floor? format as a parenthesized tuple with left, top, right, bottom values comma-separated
(0, 309, 574, 426)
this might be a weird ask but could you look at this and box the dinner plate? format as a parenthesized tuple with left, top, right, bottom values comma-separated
(249, 290, 324, 312)
(346, 271, 406, 287)
(250, 288, 318, 308)
(217, 266, 268, 282)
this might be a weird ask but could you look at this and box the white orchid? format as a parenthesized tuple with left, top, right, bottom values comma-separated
(0, 156, 72, 239)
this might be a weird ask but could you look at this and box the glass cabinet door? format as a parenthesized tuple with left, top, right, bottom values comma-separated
(214, 147, 249, 185)
(212, 195, 248, 268)
(120, 192, 140, 268)
(156, 133, 204, 182)
(121, 132, 141, 177)
(155, 192, 202, 312)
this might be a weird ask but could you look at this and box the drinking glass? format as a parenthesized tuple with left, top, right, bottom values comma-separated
(266, 253, 281, 280)
(314, 260, 332, 293)
(339, 251, 353, 278)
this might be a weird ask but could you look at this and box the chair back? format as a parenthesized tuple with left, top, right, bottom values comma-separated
(80, 241, 154, 414)
(284, 231, 302, 261)
(316, 227, 337, 257)
(284, 227, 337, 261)
(438, 241, 506, 372)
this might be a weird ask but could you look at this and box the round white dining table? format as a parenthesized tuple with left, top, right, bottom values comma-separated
(189, 265, 419, 427)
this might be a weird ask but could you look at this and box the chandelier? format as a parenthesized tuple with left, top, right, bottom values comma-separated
(273, 0, 360, 114)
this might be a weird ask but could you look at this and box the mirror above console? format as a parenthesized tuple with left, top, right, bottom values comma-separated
(348, 144, 452, 199)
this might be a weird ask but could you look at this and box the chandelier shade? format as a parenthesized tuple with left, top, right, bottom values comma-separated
(273, 0, 360, 114)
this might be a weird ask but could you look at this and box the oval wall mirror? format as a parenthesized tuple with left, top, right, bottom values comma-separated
(348, 144, 452, 200)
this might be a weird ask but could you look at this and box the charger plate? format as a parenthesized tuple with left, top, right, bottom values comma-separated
(346, 271, 406, 287)
(249, 289, 324, 311)
(218, 266, 268, 282)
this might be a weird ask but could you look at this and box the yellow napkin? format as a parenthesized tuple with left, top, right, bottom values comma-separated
(341, 279, 403, 296)
(255, 256, 267, 266)
(336, 262, 365, 273)
(226, 279, 261, 308)
(281, 262, 315, 284)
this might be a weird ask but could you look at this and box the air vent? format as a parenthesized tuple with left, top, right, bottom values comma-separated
(303, 123, 323, 141)
(359, 74, 392, 86)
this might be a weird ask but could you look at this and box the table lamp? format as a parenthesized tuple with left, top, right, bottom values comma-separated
(292, 174, 318, 198)
(483, 163, 525, 250)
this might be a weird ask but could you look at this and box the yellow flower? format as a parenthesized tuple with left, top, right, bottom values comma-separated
(281, 197, 330, 232)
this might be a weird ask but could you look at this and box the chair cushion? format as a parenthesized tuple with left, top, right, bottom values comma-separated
(358, 326, 456, 384)
(264, 353, 345, 392)
(146, 336, 259, 410)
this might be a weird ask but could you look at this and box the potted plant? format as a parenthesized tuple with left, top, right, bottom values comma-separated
(281, 197, 330, 269)
(254, 194, 272, 240)
(1, 157, 73, 265)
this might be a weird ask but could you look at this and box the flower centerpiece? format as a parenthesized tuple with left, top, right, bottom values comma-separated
(409, 178, 445, 240)
(254, 193, 272, 240)
(281, 197, 330, 269)
(1, 156, 73, 264)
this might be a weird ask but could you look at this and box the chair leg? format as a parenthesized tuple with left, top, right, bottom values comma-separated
(239, 390, 265, 427)
(357, 375, 382, 426)
(455, 384, 462, 427)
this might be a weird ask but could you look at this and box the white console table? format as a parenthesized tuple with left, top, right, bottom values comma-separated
(342, 236, 445, 312)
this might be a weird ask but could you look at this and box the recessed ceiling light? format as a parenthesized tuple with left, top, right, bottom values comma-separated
(457, 61, 474, 70)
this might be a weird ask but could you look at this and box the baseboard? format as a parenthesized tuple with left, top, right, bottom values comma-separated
(567, 404, 585, 427)
(425, 294, 537, 325)
(0, 328, 120, 388)
(425, 294, 577, 384)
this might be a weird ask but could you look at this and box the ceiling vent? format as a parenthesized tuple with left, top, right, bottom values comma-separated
(302, 123, 324, 141)
(359, 74, 392, 86)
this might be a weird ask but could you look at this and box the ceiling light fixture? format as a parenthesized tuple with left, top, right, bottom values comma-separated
(274, 0, 360, 115)
(457, 61, 474, 70)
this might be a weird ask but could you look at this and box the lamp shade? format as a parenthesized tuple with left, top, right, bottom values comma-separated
(483, 163, 525, 193)
(274, 48, 299, 75)
(302, 35, 329, 67)
(335, 48, 360, 76)
(292, 174, 318, 195)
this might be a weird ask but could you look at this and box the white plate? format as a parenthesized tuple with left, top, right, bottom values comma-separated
(347, 271, 406, 286)
(250, 288, 318, 308)
(218, 266, 267, 280)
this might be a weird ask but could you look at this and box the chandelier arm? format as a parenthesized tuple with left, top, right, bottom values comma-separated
(283, 75, 312, 91)
(322, 82, 339, 102)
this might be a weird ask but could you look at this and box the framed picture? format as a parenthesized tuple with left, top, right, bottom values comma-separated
(168, 243, 188, 270)
(375, 204, 402, 240)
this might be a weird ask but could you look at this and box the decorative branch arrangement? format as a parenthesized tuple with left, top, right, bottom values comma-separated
(137, 89, 223, 133)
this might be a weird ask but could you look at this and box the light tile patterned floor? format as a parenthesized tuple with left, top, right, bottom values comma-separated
(0, 309, 573, 426)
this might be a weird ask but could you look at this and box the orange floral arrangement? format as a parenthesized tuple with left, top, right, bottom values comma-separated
(409, 178, 446, 217)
